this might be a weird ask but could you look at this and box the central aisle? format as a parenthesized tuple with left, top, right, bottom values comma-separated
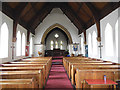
(45, 57, 73, 89)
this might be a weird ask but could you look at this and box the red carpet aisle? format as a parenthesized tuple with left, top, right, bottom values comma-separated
(45, 56, 73, 89)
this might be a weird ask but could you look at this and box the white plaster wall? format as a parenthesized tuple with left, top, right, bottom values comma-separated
(0, 11, 2, 63)
(86, 24, 99, 58)
(0, 11, 32, 63)
(29, 33, 34, 57)
(100, 8, 119, 63)
(14, 24, 27, 60)
(0, 11, 13, 63)
(79, 33, 85, 56)
(86, 7, 119, 63)
(117, 9, 119, 63)
(34, 8, 79, 57)
(34, 44, 44, 57)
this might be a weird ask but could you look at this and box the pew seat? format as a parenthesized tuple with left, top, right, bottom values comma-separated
(0, 70, 43, 88)
(0, 78, 38, 89)
(75, 69, 120, 88)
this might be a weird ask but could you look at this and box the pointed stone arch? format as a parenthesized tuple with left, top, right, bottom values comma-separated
(41, 23, 73, 44)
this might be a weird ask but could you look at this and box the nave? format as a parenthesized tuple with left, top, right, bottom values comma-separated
(0, 1, 120, 90)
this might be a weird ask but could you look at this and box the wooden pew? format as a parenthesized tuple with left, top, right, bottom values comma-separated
(19, 59, 52, 75)
(0, 70, 43, 88)
(63, 58, 108, 72)
(1, 64, 48, 79)
(0, 57, 52, 89)
(67, 62, 113, 77)
(75, 69, 120, 88)
(11, 61, 51, 72)
(71, 65, 120, 85)
(0, 66, 46, 86)
(22, 57, 52, 60)
(10, 62, 47, 64)
(9, 62, 50, 78)
(19, 57, 52, 70)
(63, 57, 112, 71)
(0, 79, 38, 89)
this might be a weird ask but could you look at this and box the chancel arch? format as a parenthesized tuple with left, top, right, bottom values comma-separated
(45, 27, 68, 50)
(41, 23, 73, 45)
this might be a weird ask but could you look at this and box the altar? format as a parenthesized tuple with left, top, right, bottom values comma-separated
(45, 48, 66, 57)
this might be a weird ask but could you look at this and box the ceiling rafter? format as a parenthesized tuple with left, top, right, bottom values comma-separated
(13, 2, 28, 42)
(2, 2, 120, 36)
(67, 3, 87, 29)
(76, 3, 83, 13)
(61, 8, 84, 34)
(72, 3, 83, 22)
(21, 3, 33, 18)
(14, 2, 28, 20)
(34, 8, 53, 30)
(62, 3, 87, 34)
(84, 2, 100, 20)
(30, 2, 38, 14)
(62, 8, 81, 31)
(84, 2, 101, 41)
(100, 2, 120, 20)
(2, 2, 14, 19)
(81, 7, 91, 18)
(27, 3, 53, 30)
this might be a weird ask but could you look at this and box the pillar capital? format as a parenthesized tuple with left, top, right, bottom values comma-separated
(84, 41, 86, 45)
(97, 37, 101, 42)
(12, 37, 17, 42)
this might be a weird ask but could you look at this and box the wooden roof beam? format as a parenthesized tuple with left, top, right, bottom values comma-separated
(2, 3, 14, 19)
(30, 3, 38, 14)
(27, 3, 53, 30)
(61, 7, 82, 34)
(84, 2, 101, 42)
(100, 2, 120, 20)
(62, 3, 87, 34)
(13, 2, 28, 42)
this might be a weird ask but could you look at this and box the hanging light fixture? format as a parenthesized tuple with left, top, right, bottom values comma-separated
(54, 34, 59, 38)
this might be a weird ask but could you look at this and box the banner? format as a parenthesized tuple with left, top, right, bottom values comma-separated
(85, 45, 88, 57)
(25, 46, 29, 56)
(73, 45, 78, 51)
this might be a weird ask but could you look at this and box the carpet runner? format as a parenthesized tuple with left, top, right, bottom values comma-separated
(45, 56, 73, 89)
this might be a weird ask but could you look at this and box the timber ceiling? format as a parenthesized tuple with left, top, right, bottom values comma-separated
(1, 2, 120, 34)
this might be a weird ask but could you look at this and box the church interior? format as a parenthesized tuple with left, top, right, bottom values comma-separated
(0, 1, 120, 89)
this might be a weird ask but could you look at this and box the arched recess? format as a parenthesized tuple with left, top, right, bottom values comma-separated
(41, 23, 73, 44)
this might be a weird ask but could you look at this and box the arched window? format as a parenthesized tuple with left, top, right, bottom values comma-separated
(81, 37, 84, 54)
(60, 41, 63, 50)
(50, 40, 54, 50)
(105, 23, 114, 56)
(0, 23, 9, 58)
(92, 31, 98, 56)
(55, 41, 58, 49)
(22, 33, 26, 56)
(115, 20, 118, 57)
(30, 37, 33, 55)
(88, 33, 92, 56)
(16, 31, 21, 56)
